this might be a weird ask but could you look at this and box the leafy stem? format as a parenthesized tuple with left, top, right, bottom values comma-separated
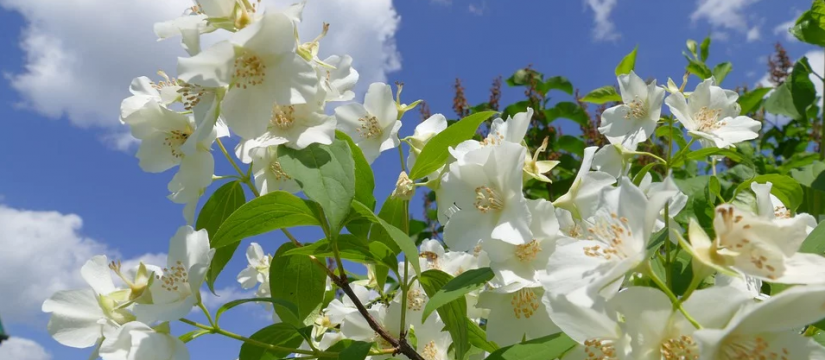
(646, 262, 702, 329)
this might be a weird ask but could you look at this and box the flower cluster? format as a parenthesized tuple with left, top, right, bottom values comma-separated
(42, 1, 825, 360)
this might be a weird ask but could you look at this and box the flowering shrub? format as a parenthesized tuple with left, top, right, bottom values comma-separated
(42, 1, 825, 359)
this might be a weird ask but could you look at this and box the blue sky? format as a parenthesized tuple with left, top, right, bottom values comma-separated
(0, 0, 816, 359)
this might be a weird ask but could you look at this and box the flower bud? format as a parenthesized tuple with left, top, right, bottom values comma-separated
(392, 171, 415, 200)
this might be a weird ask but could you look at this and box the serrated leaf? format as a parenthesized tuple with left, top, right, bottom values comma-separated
(615, 46, 637, 76)
(409, 111, 497, 179)
(211, 191, 321, 248)
(484, 333, 576, 360)
(580, 86, 621, 104)
(418, 270, 469, 360)
(197, 181, 246, 292)
(270, 242, 327, 323)
(238, 323, 304, 360)
(278, 140, 355, 237)
(422, 267, 494, 322)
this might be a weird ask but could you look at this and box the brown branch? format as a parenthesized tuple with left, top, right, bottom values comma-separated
(329, 275, 424, 360)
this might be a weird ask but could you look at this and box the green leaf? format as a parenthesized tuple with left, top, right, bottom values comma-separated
(712, 62, 733, 85)
(351, 200, 421, 276)
(278, 140, 355, 236)
(409, 111, 497, 180)
(580, 86, 621, 104)
(615, 46, 638, 76)
(216, 298, 301, 327)
(792, 2, 825, 47)
(484, 333, 577, 360)
(369, 196, 408, 254)
(283, 235, 398, 275)
(336, 131, 375, 210)
(539, 76, 573, 95)
(791, 161, 825, 192)
(737, 174, 804, 211)
(543, 102, 589, 127)
(556, 135, 585, 156)
(211, 191, 321, 248)
(422, 267, 494, 322)
(197, 181, 246, 293)
(506, 68, 543, 87)
(467, 319, 499, 353)
(801, 220, 825, 255)
(179, 329, 210, 343)
(686, 58, 712, 79)
(700, 36, 711, 62)
(338, 341, 373, 360)
(238, 323, 304, 360)
(737, 87, 772, 115)
(270, 242, 327, 323)
(765, 57, 816, 120)
(418, 270, 469, 360)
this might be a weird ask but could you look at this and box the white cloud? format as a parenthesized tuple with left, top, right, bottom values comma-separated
(0, 205, 162, 325)
(201, 287, 253, 310)
(1, 0, 401, 129)
(468, 2, 488, 16)
(773, 15, 799, 42)
(691, 0, 761, 41)
(0, 337, 52, 360)
(585, 0, 620, 42)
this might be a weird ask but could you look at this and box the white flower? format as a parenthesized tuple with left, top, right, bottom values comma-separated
(316, 55, 359, 102)
(99, 322, 189, 360)
(412, 315, 453, 360)
(476, 284, 559, 346)
(237, 243, 271, 297)
(639, 174, 687, 243)
(751, 181, 816, 232)
(591, 144, 631, 178)
(167, 150, 215, 224)
(552, 146, 616, 220)
(121, 76, 181, 121)
(683, 205, 825, 284)
(177, 12, 318, 139)
(121, 99, 195, 173)
(438, 142, 532, 251)
(451, 108, 532, 163)
(153, 9, 212, 56)
(42, 256, 133, 349)
(665, 77, 760, 149)
(244, 90, 336, 150)
(541, 290, 626, 359)
(483, 199, 564, 287)
(248, 146, 300, 195)
(522, 137, 559, 183)
(693, 284, 825, 359)
(407, 113, 448, 180)
(324, 284, 375, 329)
(334, 82, 401, 163)
(598, 71, 665, 149)
(543, 177, 676, 301)
(133, 226, 212, 323)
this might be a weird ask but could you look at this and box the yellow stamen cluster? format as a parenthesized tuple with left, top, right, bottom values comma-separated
(474, 186, 503, 213)
(694, 106, 724, 132)
(514, 240, 542, 263)
(356, 115, 383, 139)
(624, 97, 647, 120)
(422, 340, 440, 360)
(234, 53, 266, 89)
(510, 288, 540, 319)
(179, 83, 208, 111)
(583, 339, 617, 360)
(661, 335, 699, 360)
(156, 260, 189, 293)
(406, 287, 428, 311)
(723, 335, 790, 360)
(271, 105, 296, 129)
(269, 161, 291, 181)
(164, 130, 191, 158)
(420, 251, 440, 270)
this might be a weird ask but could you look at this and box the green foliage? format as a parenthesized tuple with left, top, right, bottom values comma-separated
(409, 111, 497, 179)
(765, 57, 816, 120)
(543, 102, 589, 126)
(238, 323, 305, 360)
(338, 341, 373, 360)
(580, 85, 621, 104)
(483, 333, 576, 360)
(737, 174, 804, 211)
(216, 298, 301, 327)
(418, 270, 469, 360)
(614, 46, 637, 76)
(539, 76, 573, 95)
(792, 0, 825, 46)
(422, 267, 494, 322)
(211, 191, 321, 248)
(279, 140, 356, 237)
(737, 87, 772, 115)
(336, 131, 376, 210)
(351, 200, 421, 276)
(270, 242, 327, 324)
(283, 235, 399, 277)
(197, 180, 246, 293)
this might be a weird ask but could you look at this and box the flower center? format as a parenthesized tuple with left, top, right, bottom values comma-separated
(164, 129, 191, 158)
(624, 97, 647, 120)
(474, 186, 504, 213)
(583, 338, 617, 360)
(271, 105, 296, 129)
(356, 114, 383, 139)
(480, 130, 504, 146)
(514, 240, 541, 262)
(722, 335, 791, 360)
(694, 106, 724, 132)
(406, 287, 428, 311)
(510, 288, 540, 319)
(233, 53, 267, 89)
(422, 340, 441, 360)
(156, 260, 190, 293)
(269, 161, 291, 181)
(179, 83, 209, 111)
(774, 205, 791, 219)
(420, 251, 440, 270)
(583, 212, 631, 259)
(661, 335, 699, 360)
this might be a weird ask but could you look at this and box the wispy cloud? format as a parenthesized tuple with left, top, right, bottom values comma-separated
(468, 1, 488, 16)
(585, 0, 620, 42)
(773, 13, 800, 42)
(691, 0, 761, 42)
